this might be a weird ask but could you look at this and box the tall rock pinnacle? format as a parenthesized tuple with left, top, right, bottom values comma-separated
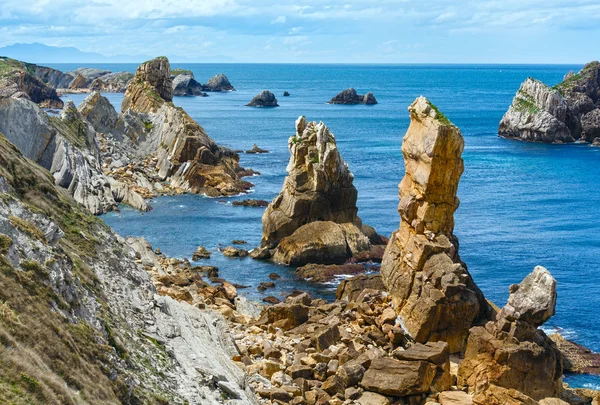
(381, 96, 488, 353)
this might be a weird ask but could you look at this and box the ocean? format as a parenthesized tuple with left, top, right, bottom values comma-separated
(51, 63, 600, 389)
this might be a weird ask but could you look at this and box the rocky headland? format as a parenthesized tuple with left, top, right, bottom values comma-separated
(0, 57, 64, 108)
(247, 90, 279, 107)
(329, 88, 378, 105)
(499, 61, 600, 144)
(258, 116, 386, 266)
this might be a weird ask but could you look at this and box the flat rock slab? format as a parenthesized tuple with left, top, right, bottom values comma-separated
(360, 357, 437, 396)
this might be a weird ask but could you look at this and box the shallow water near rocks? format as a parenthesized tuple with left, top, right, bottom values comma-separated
(56, 63, 600, 389)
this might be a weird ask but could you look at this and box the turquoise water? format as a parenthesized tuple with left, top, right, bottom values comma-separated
(55, 63, 600, 388)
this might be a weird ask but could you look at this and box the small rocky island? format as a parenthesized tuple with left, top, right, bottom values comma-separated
(246, 90, 279, 107)
(499, 61, 600, 144)
(329, 88, 378, 105)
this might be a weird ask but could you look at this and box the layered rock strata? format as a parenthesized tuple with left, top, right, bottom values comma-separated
(380, 96, 488, 353)
(329, 88, 378, 105)
(172, 74, 207, 96)
(458, 266, 563, 404)
(120, 57, 251, 196)
(0, 133, 257, 404)
(0, 57, 63, 108)
(499, 62, 600, 143)
(261, 116, 381, 265)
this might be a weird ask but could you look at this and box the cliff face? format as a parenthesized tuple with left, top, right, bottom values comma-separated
(121, 57, 250, 196)
(499, 62, 600, 143)
(0, 57, 64, 108)
(0, 133, 257, 404)
(380, 97, 488, 353)
(261, 116, 360, 248)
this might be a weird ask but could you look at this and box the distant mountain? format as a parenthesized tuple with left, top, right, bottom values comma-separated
(0, 43, 236, 64)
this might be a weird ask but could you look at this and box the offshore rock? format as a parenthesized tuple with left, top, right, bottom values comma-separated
(0, 57, 64, 108)
(172, 74, 207, 97)
(89, 71, 134, 93)
(498, 78, 573, 143)
(458, 266, 563, 402)
(500, 62, 600, 143)
(380, 96, 488, 353)
(549, 333, 600, 375)
(261, 116, 360, 248)
(121, 57, 251, 196)
(246, 90, 279, 107)
(203, 73, 235, 92)
(329, 88, 378, 105)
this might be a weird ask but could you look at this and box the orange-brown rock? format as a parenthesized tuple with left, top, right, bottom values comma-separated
(380, 96, 488, 353)
(69, 73, 87, 90)
(458, 266, 563, 402)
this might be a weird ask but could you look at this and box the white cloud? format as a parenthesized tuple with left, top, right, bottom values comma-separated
(271, 15, 287, 24)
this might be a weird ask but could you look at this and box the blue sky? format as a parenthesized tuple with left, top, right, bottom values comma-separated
(0, 0, 599, 63)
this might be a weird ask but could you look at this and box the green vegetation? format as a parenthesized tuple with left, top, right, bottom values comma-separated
(0, 234, 12, 254)
(142, 120, 153, 131)
(514, 90, 540, 114)
(171, 68, 193, 76)
(291, 135, 302, 144)
(309, 155, 320, 164)
(0, 57, 25, 77)
(8, 216, 45, 242)
(427, 100, 453, 126)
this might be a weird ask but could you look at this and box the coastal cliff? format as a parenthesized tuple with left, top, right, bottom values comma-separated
(0, 57, 63, 108)
(0, 132, 257, 404)
(500, 61, 600, 144)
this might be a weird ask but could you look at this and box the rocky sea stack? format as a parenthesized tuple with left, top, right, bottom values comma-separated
(329, 88, 378, 105)
(121, 56, 251, 196)
(203, 73, 235, 92)
(247, 90, 279, 107)
(260, 116, 384, 265)
(0, 57, 63, 108)
(500, 61, 600, 143)
(381, 96, 489, 353)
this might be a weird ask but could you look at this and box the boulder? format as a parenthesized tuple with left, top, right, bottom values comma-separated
(69, 73, 87, 89)
(257, 303, 309, 330)
(272, 221, 371, 266)
(192, 246, 211, 260)
(296, 262, 369, 283)
(357, 392, 390, 405)
(438, 391, 473, 405)
(380, 96, 488, 353)
(246, 90, 278, 107)
(329, 88, 378, 105)
(261, 116, 373, 250)
(202, 73, 235, 92)
(311, 321, 340, 351)
(458, 266, 563, 401)
(336, 274, 384, 301)
(360, 357, 437, 396)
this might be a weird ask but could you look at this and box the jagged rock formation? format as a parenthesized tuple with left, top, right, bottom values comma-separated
(203, 73, 235, 92)
(380, 97, 488, 353)
(121, 56, 251, 196)
(329, 88, 378, 105)
(499, 62, 600, 143)
(88, 71, 134, 93)
(69, 73, 87, 89)
(172, 74, 207, 96)
(458, 266, 563, 404)
(246, 90, 279, 107)
(24, 61, 75, 88)
(0, 57, 63, 108)
(78, 91, 119, 134)
(550, 333, 600, 375)
(0, 133, 257, 404)
(262, 116, 359, 247)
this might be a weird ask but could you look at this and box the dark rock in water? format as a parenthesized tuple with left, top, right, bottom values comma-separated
(232, 199, 269, 207)
(295, 263, 369, 283)
(172, 74, 207, 97)
(203, 73, 235, 92)
(283, 91, 290, 96)
(336, 274, 384, 301)
(263, 296, 281, 305)
(257, 281, 276, 291)
(231, 239, 247, 245)
(329, 88, 377, 105)
(268, 273, 281, 280)
(246, 90, 278, 107)
(550, 333, 600, 375)
(250, 246, 271, 260)
(192, 246, 211, 260)
(245, 144, 269, 153)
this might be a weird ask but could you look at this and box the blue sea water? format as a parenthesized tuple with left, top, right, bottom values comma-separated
(54, 63, 600, 389)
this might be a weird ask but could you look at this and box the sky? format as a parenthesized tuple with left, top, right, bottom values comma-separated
(0, 0, 599, 63)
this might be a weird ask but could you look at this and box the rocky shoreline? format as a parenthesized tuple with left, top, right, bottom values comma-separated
(1, 54, 600, 405)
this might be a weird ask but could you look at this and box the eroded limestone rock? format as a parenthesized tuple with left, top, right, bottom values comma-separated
(380, 96, 488, 353)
